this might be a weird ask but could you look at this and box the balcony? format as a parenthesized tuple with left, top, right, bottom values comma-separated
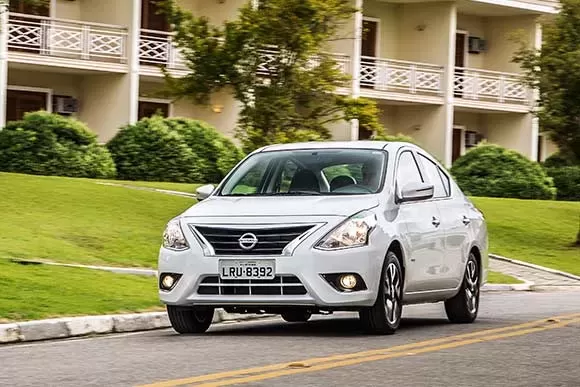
(359, 57, 445, 104)
(454, 68, 530, 111)
(139, 35, 351, 81)
(139, 29, 188, 77)
(8, 13, 128, 72)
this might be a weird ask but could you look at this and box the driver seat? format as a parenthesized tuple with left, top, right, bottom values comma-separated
(288, 169, 320, 192)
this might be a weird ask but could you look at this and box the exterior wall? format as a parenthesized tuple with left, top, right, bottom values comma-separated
(397, 2, 455, 66)
(55, 0, 81, 20)
(484, 15, 538, 73)
(80, 0, 133, 26)
(7, 69, 82, 99)
(80, 74, 133, 142)
(379, 104, 448, 163)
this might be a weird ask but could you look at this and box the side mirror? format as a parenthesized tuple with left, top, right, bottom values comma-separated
(196, 184, 215, 201)
(398, 181, 434, 203)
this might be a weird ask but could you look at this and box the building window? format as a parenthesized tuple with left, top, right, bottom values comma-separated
(9, 0, 50, 16)
(138, 100, 170, 120)
(141, 0, 169, 31)
(6, 89, 49, 122)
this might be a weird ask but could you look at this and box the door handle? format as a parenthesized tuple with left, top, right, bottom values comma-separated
(432, 216, 440, 227)
(462, 215, 471, 225)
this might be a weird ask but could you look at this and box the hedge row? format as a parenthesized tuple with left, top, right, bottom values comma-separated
(0, 112, 245, 184)
(0, 113, 577, 201)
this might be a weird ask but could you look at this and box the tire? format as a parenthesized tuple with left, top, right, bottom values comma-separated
(359, 251, 403, 335)
(445, 252, 480, 324)
(281, 310, 312, 323)
(166, 305, 214, 334)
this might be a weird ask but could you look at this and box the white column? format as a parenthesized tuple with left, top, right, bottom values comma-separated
(128, 0, 142, 124)
(442, 3, 457, 168)
(350, 0, 363, 141)
(0, 0, 9, 129)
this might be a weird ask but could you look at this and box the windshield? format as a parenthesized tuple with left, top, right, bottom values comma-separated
(219, 148, 388, 196)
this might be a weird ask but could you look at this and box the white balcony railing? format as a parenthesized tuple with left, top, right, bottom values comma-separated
(8, 13, 128, 63)
(360, 56, 444, 95)
(257, 48, 351, 76)
(139, 29, 187, 70)
(454, 67, 528, 105)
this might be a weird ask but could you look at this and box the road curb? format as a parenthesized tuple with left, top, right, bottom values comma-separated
(0, 310, 274, 345)
(481, 282, 534, 292)
(8, 259, 158, 277)
(490, 254, 580, 282)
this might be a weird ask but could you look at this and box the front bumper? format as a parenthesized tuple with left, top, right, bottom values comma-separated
(158, 245, 385, 309)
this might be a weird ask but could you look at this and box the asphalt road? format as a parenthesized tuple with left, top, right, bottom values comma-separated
(1, 289, 580, 387)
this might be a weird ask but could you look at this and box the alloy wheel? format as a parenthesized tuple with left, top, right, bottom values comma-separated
(465, 258, 479, 314)
(384, 262, 402, 325)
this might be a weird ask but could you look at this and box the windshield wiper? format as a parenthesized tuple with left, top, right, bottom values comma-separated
(268, 191, 321, 196)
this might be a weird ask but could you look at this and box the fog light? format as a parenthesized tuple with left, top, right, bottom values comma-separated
(159, 273, 182, 291)
(162, 275, 175, 289)
(339, 274, 357, 290)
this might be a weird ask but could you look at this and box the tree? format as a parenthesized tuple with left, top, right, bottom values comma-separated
(160, 0, 384, 153)
(513, 0, 580, 163)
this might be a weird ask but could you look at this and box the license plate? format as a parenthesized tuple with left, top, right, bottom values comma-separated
(218, 259, 276, 280)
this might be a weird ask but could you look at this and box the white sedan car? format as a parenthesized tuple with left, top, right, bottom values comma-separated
(158, 141, 488, 335)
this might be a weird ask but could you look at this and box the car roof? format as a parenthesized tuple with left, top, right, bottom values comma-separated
(254, 140, 417, 153)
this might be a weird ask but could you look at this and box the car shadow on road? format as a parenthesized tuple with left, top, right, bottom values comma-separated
(190, 316, 453, 338)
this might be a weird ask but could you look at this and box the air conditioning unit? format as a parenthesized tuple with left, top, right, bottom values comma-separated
(465, 131, 484, 147)
(468, 36, 487, 54)
(54, 96, 79, 114)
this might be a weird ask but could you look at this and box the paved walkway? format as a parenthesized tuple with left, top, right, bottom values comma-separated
(490, 258, 580, 286)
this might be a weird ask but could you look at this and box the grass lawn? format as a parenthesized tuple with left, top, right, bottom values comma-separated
(472, 197, 580, 276)
(0, 259, 161, 322)
(487, 271, 524, 284)
(0, 173, 194, 268)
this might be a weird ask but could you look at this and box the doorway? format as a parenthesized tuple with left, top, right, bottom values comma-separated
(454, 32, 467, 98)
(360, 18, 379, 89)
(452, 127, 463, 163)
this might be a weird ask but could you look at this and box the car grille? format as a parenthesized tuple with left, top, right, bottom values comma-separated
(193, 225, 314, 256)
(197, 275, 308, 296)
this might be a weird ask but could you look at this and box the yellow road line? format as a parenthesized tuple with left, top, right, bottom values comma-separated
(139, 313, 580, 387)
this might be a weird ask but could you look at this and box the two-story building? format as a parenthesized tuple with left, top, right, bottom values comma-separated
(0, 0, 560, 167)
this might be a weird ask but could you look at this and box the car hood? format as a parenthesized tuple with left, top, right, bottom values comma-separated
(181, 195, 380, 218)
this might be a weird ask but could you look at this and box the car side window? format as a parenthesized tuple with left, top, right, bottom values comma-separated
(437, 167, 451, 196)
(396, 151, 423, 190)
(418, 154, 447, 198)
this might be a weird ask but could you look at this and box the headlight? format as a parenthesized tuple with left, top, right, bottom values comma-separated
(316, 210, 377, 250)
(162, 219, 189, 251)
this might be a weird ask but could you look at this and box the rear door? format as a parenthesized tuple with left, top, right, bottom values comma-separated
(395, 149, 446, 293)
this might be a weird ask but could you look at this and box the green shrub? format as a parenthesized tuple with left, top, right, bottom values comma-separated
(0, 111, 116, 178)
(545, 166, 580, 201)
(543, 151, 578, 168)
(164, 118, 245, 183)
(451, 143, 556, 200)
(371, 133, 417, 144)
(107, 116, 202, 183)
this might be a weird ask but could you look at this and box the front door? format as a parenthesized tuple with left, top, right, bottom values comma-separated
(360, 19, 378, 89)
(416, 152, 468, 290)
(454, 33, 466, 98)
(6, 89, 48, 122)
(395, 149, 446, 293)
(452, 128, 462, 163)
